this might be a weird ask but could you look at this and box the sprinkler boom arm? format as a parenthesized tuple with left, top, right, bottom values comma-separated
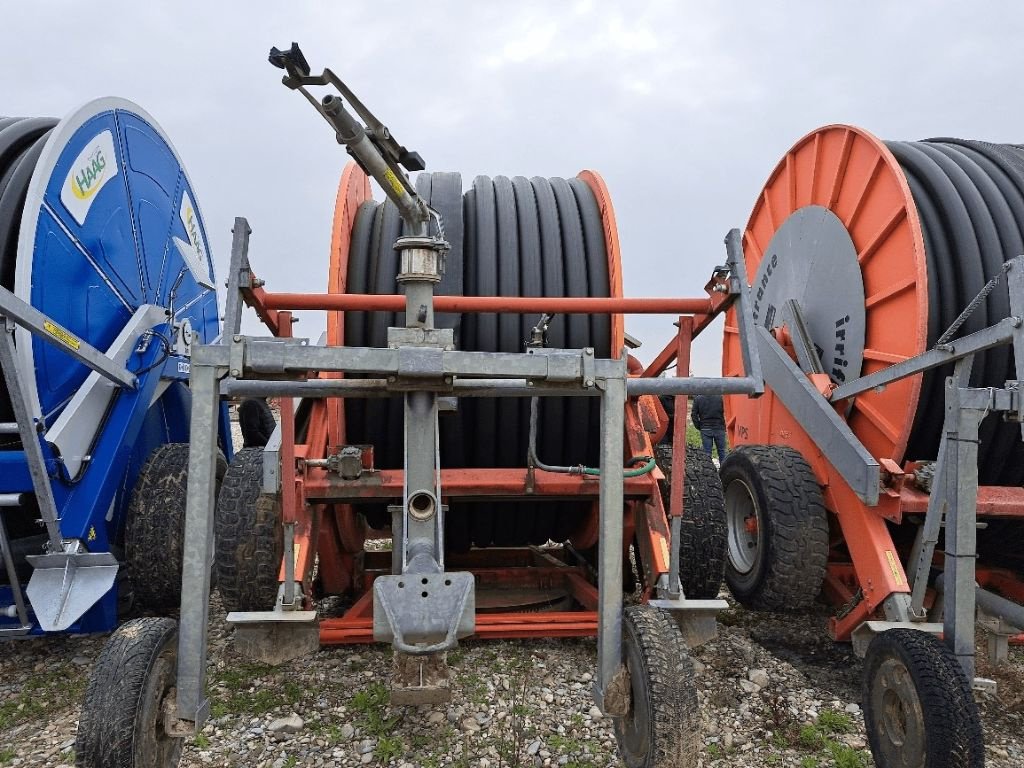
(269, 42, 432, 232)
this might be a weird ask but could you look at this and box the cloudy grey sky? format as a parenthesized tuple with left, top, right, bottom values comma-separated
(6, 1, 1024, 373)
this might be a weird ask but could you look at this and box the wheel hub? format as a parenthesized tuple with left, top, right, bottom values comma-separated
(725, 479, 761, 575)
(872, 658, 925, 768)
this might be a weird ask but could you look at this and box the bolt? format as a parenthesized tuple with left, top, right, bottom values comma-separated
(585, 348, 593, 356)
(388, 376, 397, 384)
(444, 376, 453, 386)
(230, 369, 240, 377)
(585, 378, 595, 387)
(527, 380, 535, 387)
(233, 335, 241, 342)
(291, 316, 300, 323)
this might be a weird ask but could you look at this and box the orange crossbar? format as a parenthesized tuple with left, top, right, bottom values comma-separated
(305, 467, 654, 500)
(901, 486, 1024, 517)
(319, 611, 598, 644)
(261, 293, 714, 315)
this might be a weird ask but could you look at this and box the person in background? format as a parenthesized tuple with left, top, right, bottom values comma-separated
(658, 395, 675, 445)
(692, 393, 727, 460)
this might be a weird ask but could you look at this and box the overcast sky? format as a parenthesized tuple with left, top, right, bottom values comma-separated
(7, 1, 1024, 373)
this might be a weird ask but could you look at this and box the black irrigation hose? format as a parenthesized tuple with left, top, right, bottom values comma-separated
(0, 117, 58, 441)
(887, 139, 1024, 485)
(342, 173, 612, 547)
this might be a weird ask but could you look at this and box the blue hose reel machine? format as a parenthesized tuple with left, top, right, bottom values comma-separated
(0, 98, 231, 635)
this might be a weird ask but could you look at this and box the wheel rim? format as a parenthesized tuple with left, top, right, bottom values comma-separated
(135, 644, 183, 765)
(725, 478, 761, 575)
(871, 657, 926, 768)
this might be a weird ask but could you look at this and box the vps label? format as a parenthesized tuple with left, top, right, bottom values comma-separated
(61, 130, 119, 225)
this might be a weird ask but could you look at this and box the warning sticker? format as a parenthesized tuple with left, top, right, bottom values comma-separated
(383, 167, 406, 198)
(43, 320, 81, 350)
(884, 550, 904, 586)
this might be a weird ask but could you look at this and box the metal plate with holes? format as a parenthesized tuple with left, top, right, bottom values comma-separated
(373, 572, 474, 651)
(752, 206, 865, 385)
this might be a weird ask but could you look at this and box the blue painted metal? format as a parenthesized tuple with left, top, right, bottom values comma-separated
(0, 100, 229, 635)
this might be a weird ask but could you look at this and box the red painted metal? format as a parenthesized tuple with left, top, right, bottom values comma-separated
(320, 612, 599, 644)
(261, 292, 714, 315)
(901, 486, 1024, 517)
(304, 467, 654, 501)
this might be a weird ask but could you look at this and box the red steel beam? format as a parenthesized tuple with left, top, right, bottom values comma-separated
(261, 293, 714, 315)
(319, 611, 599, 644)
(305, 467, 654, 500)
(901, 486, 1024, 517)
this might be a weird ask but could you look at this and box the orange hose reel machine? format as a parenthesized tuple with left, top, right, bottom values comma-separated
(722, 125, 933, 623)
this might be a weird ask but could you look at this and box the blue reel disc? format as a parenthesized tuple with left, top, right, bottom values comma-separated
(14, 97, 219, 423)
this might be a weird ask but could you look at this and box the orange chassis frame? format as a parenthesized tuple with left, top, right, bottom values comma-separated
(236, 275, 736, 645)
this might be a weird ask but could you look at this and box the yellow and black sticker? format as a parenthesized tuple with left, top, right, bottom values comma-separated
(43, 320, 81, 351)
(383, 168, 406, 199)
(884, 549, 904, 586)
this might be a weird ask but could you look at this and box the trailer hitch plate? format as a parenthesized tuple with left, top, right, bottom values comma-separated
(373, 572, 474, 654)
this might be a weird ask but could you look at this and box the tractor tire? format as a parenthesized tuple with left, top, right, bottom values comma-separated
(238, 397, 277, 448)
(613, 605, 700, 768)
(75, 616, 183, 768)
(125, 444, 226, 615)
(657, 445, 728, 599)
(719, 445, 828, 611)
(863, 628, 984, 768)
(215, 447, 283, 612)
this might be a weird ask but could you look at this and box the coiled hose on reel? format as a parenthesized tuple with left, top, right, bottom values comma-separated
(0, 116, 58, 444)
(887, 139, 1024, 486)
(342, 173, 614, 550)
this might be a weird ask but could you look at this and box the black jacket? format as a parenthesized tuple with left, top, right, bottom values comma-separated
(691, 394, 725, 432)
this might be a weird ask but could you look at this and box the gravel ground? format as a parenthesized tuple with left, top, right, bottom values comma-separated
(1, 594, 1022, 767)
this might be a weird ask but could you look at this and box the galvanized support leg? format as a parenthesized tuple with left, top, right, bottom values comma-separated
(596, 370, 627, 713)
(175, 358, 224, 727)
(942, 378, 984, 681)
(910, 356, 974, 616)
(0, 317, 63, 553)
(222, 218, 252, 340)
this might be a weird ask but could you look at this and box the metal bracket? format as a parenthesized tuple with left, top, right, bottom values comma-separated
(25, 550, 119, 631)
(724, 229, 764, 394)
(387, 327, 454, 350)
(850, 620, 944, 658)
(649, 597, 729, 648)
(0, 284, 137, 391)
(372, 571, 474, 654)
(783, 299, 826, 375)
(757, 326, 880, 504)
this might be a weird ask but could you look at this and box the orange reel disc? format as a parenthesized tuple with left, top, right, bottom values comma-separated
(723, 125, 928, 465)
(578, 169, 625, 355)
